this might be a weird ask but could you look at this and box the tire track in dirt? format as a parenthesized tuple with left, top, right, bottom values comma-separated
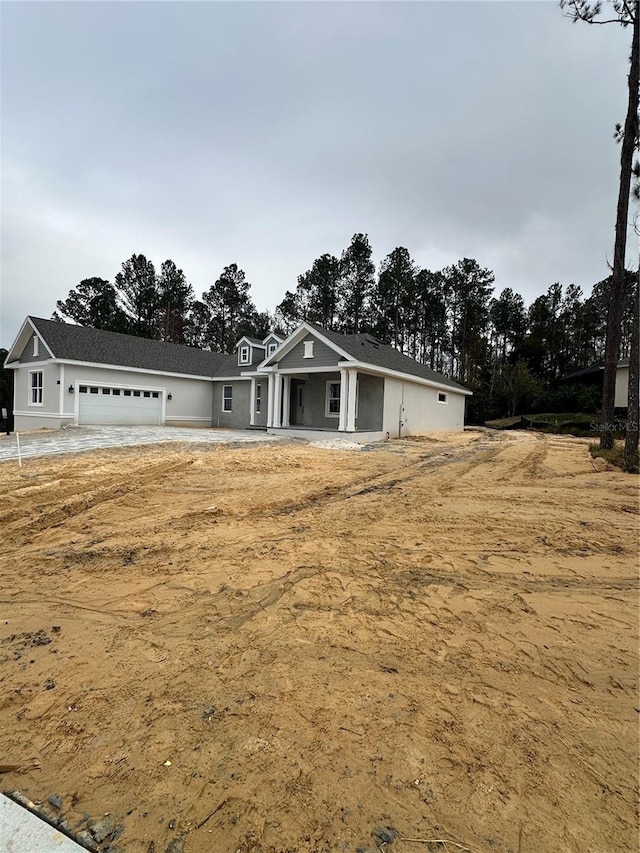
(235, 432, 502, 520)
(0, 431, 636, 853)
(0, 457, 195, 542)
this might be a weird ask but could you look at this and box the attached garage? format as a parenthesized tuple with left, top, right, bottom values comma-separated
(77, 383, 163, 425)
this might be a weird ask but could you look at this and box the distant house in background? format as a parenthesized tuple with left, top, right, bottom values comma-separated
(562, 357, 632, 408)
(4, 317, 471, 439)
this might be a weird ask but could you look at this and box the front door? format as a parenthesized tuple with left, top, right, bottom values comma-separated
(291, 380, 305, 425)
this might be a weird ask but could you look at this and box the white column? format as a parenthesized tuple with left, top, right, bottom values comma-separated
(338, 368, 349, 432)
(273, 374, 282, 428)
(59, 364, 65, 415)
(267, 373, 275, 428)
(346, 369, 357, 432)
(249, 376, 256, 426)
(282, 376, 291, 428)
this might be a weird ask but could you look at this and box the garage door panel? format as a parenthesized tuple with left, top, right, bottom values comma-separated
(78, 385, 162, 425)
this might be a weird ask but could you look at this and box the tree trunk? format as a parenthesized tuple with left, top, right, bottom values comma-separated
(601, 3, 640, 449)
(624, 264, 639, 464)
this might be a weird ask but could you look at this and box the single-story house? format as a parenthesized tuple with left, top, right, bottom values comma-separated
(562, 357, 633, 408)
(4, 317, 471, 439)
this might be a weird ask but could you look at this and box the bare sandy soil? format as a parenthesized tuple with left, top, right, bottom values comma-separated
(0, 430, 637, 853)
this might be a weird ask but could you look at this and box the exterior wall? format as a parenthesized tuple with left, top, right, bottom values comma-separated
(13, 362, 66, 430)
(382, 378, 404, 438)
(297, 372, 340, 429)
(253, 378, 268, 427)
(63, 365, 212, 426)
(382, 378, 466, 437)
(13, 362, 213, 429)
(212, 379, 251, 429)
(275, 332, 342, 370)
(356, 373, 384, 431)
(615, 365, 629, 408)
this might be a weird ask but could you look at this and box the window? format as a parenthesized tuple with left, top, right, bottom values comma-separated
(143, 391, 151, 398)
(113, 389, 121, 396)
(29, 370, 43, 405)
(303, 340, 314, 359)
(325, 381, 340, 417)
(223, 385, 233, 412)
(90, 387, 99, 394)
(32, 336, 39, 357)
(239, 345, 250, 365)
(124, 389, 131, 397)
(79, 385, 88, 394)
(438, 392, 448, 404)
(102, 388, 111, 394)
(133, 390, 141, 397)
(152, 392, 159, 398)
(256, 383, 262, 413)
(268, 343, 278, 356)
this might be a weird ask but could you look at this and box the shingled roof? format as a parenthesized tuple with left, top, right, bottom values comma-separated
(28, 317, 227, 378)
(307, 323, 469, 392)
(563, 357, 630, 382)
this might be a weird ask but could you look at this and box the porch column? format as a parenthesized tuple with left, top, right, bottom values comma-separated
(282, 376, 291, 428)
(273, 374, 282, 428)
(249, 376, 257, 426)
(59, 364, 65, 415)
(338, 368, 349, 432)
(267, 373, 275, 428)
(346, 369, 357, 432)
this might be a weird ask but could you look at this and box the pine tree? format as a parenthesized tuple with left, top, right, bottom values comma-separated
(338, 234, 375, 334)
(53, 277, 129, 332)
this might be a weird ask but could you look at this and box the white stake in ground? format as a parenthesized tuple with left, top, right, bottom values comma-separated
(16, 432, 22, 468)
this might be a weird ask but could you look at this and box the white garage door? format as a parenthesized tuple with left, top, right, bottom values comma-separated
(78, 384, 163, 425)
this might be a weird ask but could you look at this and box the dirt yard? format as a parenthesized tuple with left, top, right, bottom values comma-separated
(0, 430, 637, 853)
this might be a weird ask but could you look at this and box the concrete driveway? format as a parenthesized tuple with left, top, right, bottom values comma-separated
(0, 425, 283, 462)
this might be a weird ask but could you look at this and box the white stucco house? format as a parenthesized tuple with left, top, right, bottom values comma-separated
(4, 317, 471, 439)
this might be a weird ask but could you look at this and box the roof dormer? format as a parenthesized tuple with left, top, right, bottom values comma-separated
(262, 332, 283, 358)
(235, 336, 266, 367)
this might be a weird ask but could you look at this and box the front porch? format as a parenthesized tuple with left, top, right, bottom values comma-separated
(254, 367, 384, 435)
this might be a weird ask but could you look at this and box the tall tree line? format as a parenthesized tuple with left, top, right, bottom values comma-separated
(52, 238, 637, 422)
(276, 234, 635, 407)
(54, 254, 271, 353)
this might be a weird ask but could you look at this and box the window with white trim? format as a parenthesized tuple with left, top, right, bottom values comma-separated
(303, 340, 314, 359)
(239, 345, 250, 365)
(325, 381, 340, 417)
(256, 383, 262, 413)
(438, 392, 448, 404)
(268, 343, 278, 356)
(32, 336, 39, 357)
(223, 385, 233, 412)
(29, 370, 43, 405)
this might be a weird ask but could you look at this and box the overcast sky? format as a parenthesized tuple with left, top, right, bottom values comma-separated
(1, 1, 635, 348)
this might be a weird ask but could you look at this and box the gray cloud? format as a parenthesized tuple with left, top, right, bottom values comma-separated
(1, 1, 634, 346)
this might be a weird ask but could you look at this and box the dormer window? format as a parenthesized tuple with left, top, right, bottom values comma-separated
(268, 343, 278, 356)
(33, 335, 39, 357)
(239, 345, 250, 365)
(303, 340, 314, 359)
